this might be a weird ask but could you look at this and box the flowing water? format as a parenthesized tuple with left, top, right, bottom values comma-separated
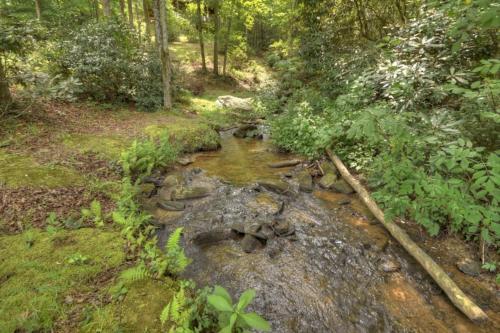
(154, 132, 500, 333)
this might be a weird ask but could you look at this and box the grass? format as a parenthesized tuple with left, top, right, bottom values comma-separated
(60, 133, 130, 160)
(0, 150, 84, 188)
(0, 228, 126, 332)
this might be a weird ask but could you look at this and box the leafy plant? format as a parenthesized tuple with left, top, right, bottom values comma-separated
(81, 199, 105, 227)
(67, 253, 89, 265)
(207, 286, 271, 333)
(46, 212, 61, 234)
(120, 131, 177, 179)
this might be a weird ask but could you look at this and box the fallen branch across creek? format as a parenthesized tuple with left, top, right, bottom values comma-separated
(326, 149, 488, 322)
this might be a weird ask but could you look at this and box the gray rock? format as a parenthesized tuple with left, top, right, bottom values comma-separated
(319, 173, 338, 189)
(457, 258, 481, 277)
(177, 156, 194, 166)
(192, 229, 233, 246)
(273, 219, 295, 237)
(162, 174, 182, 188)
(258, 180, 289, 194)
(297, 170, 313, 192)
(241, 234, 261, 253)
(215, 95, 254, 112)
(233, 124, 262, 139)
(230, 223, 245, 234)
(268, 159, 302, 168)
(157, 200, 185, 211)
(260, 224, 276, 240)
(171, 186, 211, 200)
(332, 179, 354, 194)
(379, 256, 401, 272)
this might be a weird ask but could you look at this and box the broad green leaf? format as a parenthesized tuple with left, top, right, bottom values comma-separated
(213, 285, 232, 304)
(240, 312, 271, 331)
(207, 295, 233, 312)
(237, 289, 256, 311)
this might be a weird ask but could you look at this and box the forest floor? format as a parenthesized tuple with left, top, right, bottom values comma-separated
(0, 40, 268, 332)
(1, 40, 498, 332)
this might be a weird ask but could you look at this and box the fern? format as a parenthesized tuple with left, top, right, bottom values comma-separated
(165, 227, 191, 275)
(119, 265, 150, 284)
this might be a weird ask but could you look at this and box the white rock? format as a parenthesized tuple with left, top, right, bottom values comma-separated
(215, 95, 254, 112)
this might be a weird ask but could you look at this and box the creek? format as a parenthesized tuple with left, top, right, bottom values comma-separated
(146, 130, 499, 333)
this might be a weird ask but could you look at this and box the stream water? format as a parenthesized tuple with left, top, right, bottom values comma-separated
(151, 131, 499, 333)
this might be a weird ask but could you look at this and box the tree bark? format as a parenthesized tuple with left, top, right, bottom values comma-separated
(152, 0, 172, 109)
(119, 0, 126, 18)
(196, 0, 207, 72)
(143, 0, 152, 39)
(102, 0, 111, 17)
(135, 0, 142, 40)
(0, 56, 12, 108)
(127, 0, 134, 29)
(213, 0, 220, 76)
(325, 149, 489, 322)
(34, 0, 42, 20)
(222, 0, 235, 76)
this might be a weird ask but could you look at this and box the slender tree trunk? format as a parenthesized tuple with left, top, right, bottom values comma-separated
(136, 0, 142, 41)
(143, 0, 151, 39)
(102, 0, 111, 17)
(196, 0, 207, 72)
(222, 0, 235, 76)
(119, 0, 126, 18)
(152, 0, 172, 109)
(213, 0, 220, 76)
(34, 0, 42, 20)
(127, 0, 134, 29)
(0, 56, 12, 109)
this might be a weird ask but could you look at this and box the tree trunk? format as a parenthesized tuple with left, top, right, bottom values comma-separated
(34, 0, 42, 20)
(0, 57, 12, 109)
(196, 0, 207, 72)
(102, 0, 111, 17)
(222, 0, 235, 76)
(326, 149, 489, 323)
(152, 0, 172, 109)
(213, 0, 220, 76)
(127, 0, 134, 29)
(135, 0, 142, 41)
(143, 0, 151, 39)
(119, 0, 126, 18)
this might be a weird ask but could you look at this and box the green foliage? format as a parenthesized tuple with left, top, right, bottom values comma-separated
(207, 286, 271, 333)
(81, 199, 105, 227)
(67, 253, 90, 265)
(120, 131, 178, 179)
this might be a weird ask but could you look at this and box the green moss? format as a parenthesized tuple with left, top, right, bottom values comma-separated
(145, 120, 220, 153)
(82, 278, 177, 333)
(0, 150, 84, 188)
(0, 228, 126, 332)
(61, 133, 130, 160)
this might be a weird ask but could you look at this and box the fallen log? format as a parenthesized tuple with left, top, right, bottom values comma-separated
(268, 159, 302, 168)
(326, 149, 488, 322)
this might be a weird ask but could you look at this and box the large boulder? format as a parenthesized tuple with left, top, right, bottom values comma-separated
(215, 95, 254, 112)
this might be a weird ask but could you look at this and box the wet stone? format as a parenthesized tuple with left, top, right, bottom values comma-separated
(157, 200, 185, 211)
(297, 170, 313, 193)
(319, 173, 338, 189)
(332, 179, 354, 194)
(177, 156, 194, 166)
(379, 256, 401, 272)
(171, 186, 211, 201)
(241, 234, 261, 253)
(234, 124, 262, 139)
(257, 180, 289, 194)
(456, 258, 482, 277)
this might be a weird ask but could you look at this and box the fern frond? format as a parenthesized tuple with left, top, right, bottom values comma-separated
(119, 265, 150, 284)
(160, 302, 171, 325)
(166, 227, 183, 255)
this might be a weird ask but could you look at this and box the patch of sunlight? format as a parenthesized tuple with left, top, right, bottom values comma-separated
(0, 150, 84, 188)
(61, 133, 130, 160)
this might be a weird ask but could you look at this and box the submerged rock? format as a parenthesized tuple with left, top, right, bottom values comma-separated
(233, 124, 262, 139)
(379, 256, 401, 272)
(332, 179, 354, 194)
(157, 200, 185, 211)
(241, 234, 261, 253)
(171, 186, 211, 201)
(215, 95, 254, 112)
(177, 156, 195, 166)
(268, 159, 302, 168)
(457, 258, 481, 277)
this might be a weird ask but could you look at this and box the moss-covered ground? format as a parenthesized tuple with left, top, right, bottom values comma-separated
(0, 40, 268, 332)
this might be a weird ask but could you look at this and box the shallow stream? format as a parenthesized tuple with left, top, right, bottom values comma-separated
(152, 132, 499, 333)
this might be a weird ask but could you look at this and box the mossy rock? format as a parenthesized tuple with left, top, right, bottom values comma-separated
(0, 228, 126, 332)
